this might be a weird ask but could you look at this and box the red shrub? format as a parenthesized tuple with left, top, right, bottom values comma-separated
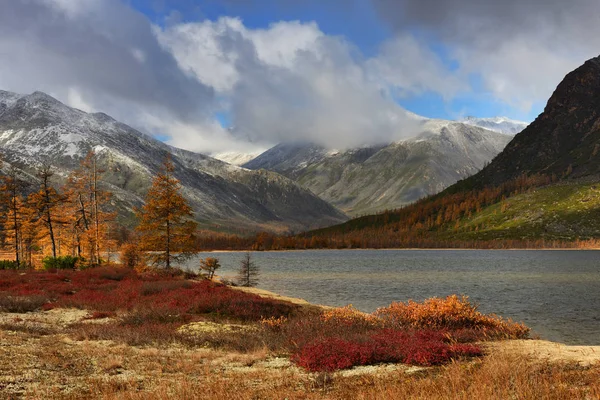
(291, 329, 483, 372)
(291, 338, 372, 372)
(0, 269, 298, 322)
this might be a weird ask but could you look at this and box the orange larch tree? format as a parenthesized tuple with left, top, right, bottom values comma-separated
(29, 165, 66, 258)
(136, 156, 197, 268)
(66, 151, 115, 265)
(0, 166, 26, 266)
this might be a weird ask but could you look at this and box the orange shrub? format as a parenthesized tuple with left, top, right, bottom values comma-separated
(321, 305, 381, 329)
(374, 295, 529, 340)
(260, 316, 288, 330)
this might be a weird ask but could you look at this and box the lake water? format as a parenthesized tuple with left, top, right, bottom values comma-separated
(181, 250, 600, 345)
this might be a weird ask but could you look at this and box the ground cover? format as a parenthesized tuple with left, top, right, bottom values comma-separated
(0, 267, 598, 399)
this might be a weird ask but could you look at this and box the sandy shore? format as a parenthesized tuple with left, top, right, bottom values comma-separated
(488, 339, 600, 366)
(231, 285, 332, 310)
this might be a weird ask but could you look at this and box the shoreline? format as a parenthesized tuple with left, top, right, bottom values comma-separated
(229, 284, 600, 348)
(205, 247, 600, 253)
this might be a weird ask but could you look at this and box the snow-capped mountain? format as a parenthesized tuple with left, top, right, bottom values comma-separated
(212, 150, 264, 166)
(244, 120, 512, 216)
(461, 116, 529, 135)
(0, 90, 347, 232)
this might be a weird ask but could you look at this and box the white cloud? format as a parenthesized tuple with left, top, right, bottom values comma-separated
(372, 0, 600, 114)
(367, 35, 466, 100)
(157, 18, 427, 149)
(67, 87, 93, 113)
(0, 0, 217, 150)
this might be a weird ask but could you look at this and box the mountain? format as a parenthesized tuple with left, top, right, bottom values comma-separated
(0, 90, 347, 233)
(461, 116, 528, 135)
(244, 143, 332, 180)
(297, 55, 600, 245)
(212, 150, 265, 166)
(244, 120, 512, 216)
(466, 56, 600, 187)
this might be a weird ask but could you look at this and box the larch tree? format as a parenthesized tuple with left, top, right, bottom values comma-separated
(66, 151, 115, 265)
(30, 165, 65, 258)
(237, 252, 259, 287)
(19, 194, 38, 267)
(136, 156, 197, 268)
(0, 166, 26, 266)
(199, 257, 220, 280)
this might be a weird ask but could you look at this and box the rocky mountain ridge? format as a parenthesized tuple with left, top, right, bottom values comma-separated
(0, 90, 348, 233)
(461, 116, 528, 135)
(466, 55, 600, 187)
(245, 119, 512, 216)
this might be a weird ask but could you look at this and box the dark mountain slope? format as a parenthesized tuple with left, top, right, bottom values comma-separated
(469, 56, 600, 187)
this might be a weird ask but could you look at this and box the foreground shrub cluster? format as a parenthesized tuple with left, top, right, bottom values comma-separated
(276, 295, 529, 372)
(374, 295, 530, 340)
(0, 268, 297, 322)
(292, 330, 483, 372)
(0, 269, 530, 373)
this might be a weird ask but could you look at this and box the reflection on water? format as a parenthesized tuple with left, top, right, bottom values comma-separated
(179, 250, 600, 345)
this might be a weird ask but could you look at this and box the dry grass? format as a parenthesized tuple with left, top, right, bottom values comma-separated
(1, 325, 598, 400)
(0, 270, 598, 399)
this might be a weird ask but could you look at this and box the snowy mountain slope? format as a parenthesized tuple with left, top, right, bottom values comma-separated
(0, 90, 348, 232)
(245, 120, 512, 216)
(461, 116, 529, 135)
(212, 150, 264, 166)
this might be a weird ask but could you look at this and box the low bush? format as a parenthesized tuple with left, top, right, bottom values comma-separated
(321, 304, 381, 329)
(0, 260, 21, 270)
(141, 280, 193, 296)
(292, 329, 484, 372)
(374, 295, 530, 339)
(43, 256, 80, 270)
(0, 293, 49, 313)
(292, 337, 372, 372)
(0, 268, 299, 322)
(120, 242, 144, 269)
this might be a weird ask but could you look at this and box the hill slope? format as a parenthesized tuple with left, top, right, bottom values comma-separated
(0, 90, 348, 233)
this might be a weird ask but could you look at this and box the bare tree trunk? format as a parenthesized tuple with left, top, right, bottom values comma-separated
(92, 156, 102, 265)
(166, 218, 171, 269)
(11, 195, 19, 266)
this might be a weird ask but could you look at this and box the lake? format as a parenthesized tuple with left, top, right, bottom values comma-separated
(181, 249, 600, 345)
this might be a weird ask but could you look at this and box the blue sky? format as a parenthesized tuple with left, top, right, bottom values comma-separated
(129, 0, 541, 123)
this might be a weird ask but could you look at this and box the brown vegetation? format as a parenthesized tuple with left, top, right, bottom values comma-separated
(1, 311, 599, 399)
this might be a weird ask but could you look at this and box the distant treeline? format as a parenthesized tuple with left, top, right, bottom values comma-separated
(196, 173, 600, 251)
